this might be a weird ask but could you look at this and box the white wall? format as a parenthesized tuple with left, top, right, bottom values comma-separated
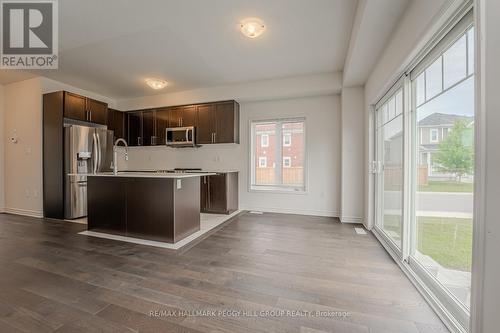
(117, 72, 342, 110)
(125, 95, 341, 217)
(473, 0, 500, 332)
(2, 77, 115, 217)
(0, 84, 4, 212)
(340, 86, 365, 223)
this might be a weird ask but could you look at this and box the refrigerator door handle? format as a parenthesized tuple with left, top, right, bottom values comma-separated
(92, 133, 98, 174)
(96, 131, 101, 172)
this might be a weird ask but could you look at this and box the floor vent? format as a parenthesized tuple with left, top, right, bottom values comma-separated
(354, 227, 367, 235)
(249, 211, 264, 214)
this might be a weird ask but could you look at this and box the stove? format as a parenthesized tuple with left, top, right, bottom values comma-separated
(155, 168, 202, 174)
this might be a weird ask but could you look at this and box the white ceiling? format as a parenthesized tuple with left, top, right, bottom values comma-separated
(0, 0, 409, 99)
(343, 0, 410, 87)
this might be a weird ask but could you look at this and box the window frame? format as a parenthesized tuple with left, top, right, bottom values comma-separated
(430, 128, 439, 143)
(283, 133, 292, 147)
(258, 156, 267, 168)
(249, 117, 307, 194)
(283, 156, 292, 168)
(260, 134, 269, 147)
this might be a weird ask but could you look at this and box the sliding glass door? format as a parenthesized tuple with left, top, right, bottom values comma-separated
(375, 85, 405, 253)
(372, 7, 474, 331)
(409, 14, 474, 322)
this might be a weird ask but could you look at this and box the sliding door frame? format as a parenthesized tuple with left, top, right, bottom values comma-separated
(370, 2, 475, 332)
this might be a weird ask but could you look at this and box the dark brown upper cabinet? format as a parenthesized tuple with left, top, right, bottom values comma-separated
(125, 100, 239, 147)
(156, 108, 170, 145)
(169, 105, 197, 127)
(63, 92, 108, 125)
(143, 110, 156, 146)
(128, 111, 143, 146)
(197, 101, 239, 144)
(196, 104, 216, 144)
(63, 92, 87, 121)
(87, 98, 108, 125)
(107, 109, 127, 142)
(214, 101, 239, 144)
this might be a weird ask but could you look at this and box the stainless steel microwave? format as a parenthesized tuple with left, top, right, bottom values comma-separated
(166, 126, 196, 147)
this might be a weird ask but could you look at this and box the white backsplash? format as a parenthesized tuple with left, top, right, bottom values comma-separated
(122, 144, 244, 172)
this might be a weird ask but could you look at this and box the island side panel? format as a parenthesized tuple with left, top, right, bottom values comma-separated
(126, 177, 175, 242)
(173, 177, 201, 242)
(88, 176, 127, 235)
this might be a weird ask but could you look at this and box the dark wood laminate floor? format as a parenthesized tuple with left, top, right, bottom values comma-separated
(0, 212, 448, 333)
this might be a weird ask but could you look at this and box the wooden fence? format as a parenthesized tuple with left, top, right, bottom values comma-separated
(255, 167, 304, 185)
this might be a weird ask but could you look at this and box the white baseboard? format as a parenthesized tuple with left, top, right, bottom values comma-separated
(240, 206, 339, 218)
(339, 215, 364, 224)
(4, 207, 43, 218)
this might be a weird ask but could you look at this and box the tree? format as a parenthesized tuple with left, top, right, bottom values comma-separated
(433, 120, 474, 182)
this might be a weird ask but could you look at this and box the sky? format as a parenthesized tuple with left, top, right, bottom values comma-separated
(417, 76, 474, 121)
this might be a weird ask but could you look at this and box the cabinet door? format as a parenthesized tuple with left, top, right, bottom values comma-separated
(197, 104, 216, 144)
(88, 98, 108, 125)
(207, 174, 227, 213)
(128, 112, 143, 146)
(169, 107, 182, 127)
(64, 92, 87, 121)
(214, 102, 237, 143)
(181, 105, 197, 127)
(200, 176, 209, 212)
(156, 108, 170, 145)
(143, 110, 156, 146)
(110, 109, 125, 141)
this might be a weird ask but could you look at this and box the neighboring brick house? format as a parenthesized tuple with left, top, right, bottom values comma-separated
(418, 113, 473, 179)
(254, 122, 304, 185)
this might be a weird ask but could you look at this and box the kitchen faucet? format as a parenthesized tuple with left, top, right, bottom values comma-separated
(113, 138, 129, 175)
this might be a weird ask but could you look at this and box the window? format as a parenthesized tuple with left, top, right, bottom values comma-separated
(283, 133, 292, 147)
(430, 128, 439, 142)
(251, 118, 305, 192)
(283, 157, 291, 168)
(260, 134, 269, 147)
(258, 157, 267, 168)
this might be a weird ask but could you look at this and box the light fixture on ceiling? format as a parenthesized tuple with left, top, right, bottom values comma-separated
(240, 18, 266, 39)
(145, 78, 168, 90)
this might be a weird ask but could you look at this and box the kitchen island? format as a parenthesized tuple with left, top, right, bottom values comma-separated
(85, 172, 214, 243)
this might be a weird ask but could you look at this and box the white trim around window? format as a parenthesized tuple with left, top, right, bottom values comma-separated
(250, 117, 306, 193)
(260, 134, 269, 147)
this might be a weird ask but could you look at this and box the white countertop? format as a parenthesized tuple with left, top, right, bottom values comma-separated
(69, 172, 216, 179)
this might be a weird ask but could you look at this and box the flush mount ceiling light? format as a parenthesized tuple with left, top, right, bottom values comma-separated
(240, 18, 266, 39)
(145, 78, 168, 90)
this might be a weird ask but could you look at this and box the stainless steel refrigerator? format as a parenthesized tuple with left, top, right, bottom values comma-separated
(64, 125, 114, 219)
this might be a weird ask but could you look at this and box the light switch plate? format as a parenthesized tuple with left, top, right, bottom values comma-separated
(176, 179, 182, 189)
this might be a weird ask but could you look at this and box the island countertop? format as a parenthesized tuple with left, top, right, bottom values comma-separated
(69, 172, 216, 179)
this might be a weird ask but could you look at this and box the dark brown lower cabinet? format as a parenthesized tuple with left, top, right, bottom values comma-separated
(201, 172, 238, 214)
(88, 176, 200, 243)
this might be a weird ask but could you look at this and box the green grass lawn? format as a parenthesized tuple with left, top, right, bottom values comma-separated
(418, 181, 473, 193)
(383, 215, 472, 272)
